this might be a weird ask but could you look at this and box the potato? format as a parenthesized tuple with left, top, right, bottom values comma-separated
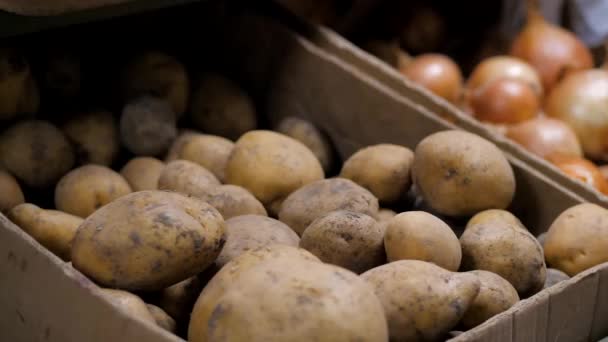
(55, 165, 132, 218)
(536, 232, 547, 247)
(100, 289, 156, 325)
(461, 270, 520, 329)
(157, 160, 220, 197)
(413, 130, 516, 216)
(0, 48, 39, 120)
(384, 211, 461, 271)
(361, 260, 480, 342)
(300, 210, 384, 273)
(279, 178, 379, 235)
(341, 144, 414, 204)
(189, 245, 320, 341)
(121, 51, 189, 116)
(460, 210, 546, 297)
(120, 157, 165, 191)
(146, 304, 176, 333)
(190, 74, 256, 140)
(62, 110, 119, 166)
(120, 96, 177, 156)
(166, 133, 234, 182)
(71, 191, 225, 291)
(42, 50, 81, 101)
(544, 268, 570, 289)
(159, 276, 205, 323)
(0, 120, 74, 188)
(0, 169, 24, 213)
(544, 203, 608, 276)
(225, 130, 324, 211)
(165, 129, 200, 161)
(377, 208, 397, 222)
(199, 185, 267, 220)
(467, 209, 525, 230)
(190, 256, 388, 342)
(8, 203, 82, 260)
(216, 215, 299, 267)
(275, 116, 333, 172)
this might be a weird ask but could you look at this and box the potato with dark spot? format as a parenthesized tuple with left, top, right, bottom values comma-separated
(217, 215, 299, 267)
(384, 211, 461, 271)
(71, 190, 225, 291)
(279, 178, 379, 235)
(120, 157, 165, 191)
(460, 210, 546, 297)
(413, 130, 516, 216)
(100, 289, 156, 325)
(275, 116, 333, 172)
(62, 110, 119, 166)
(158, 160, 220, 197)
(8, 203, 83, 261)
(361, 260, 480, 342)
(0, 169, 24, 213)
(0, 120, 74, 188)
(341, 144, 414, 204)
(55, 165, 132, 218)
(166, 133, 234, 182)
(544, 268, 570, 288)
(300, 210, 384, 273)
(544, 203, 608, 276)
(159, 276, 205, 324)
(199, 185, 267, 220)
(146, 304, 176, 333)
(461, 270, 519, 329)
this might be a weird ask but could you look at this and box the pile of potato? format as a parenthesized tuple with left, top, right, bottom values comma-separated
(2, 44, 608, 342)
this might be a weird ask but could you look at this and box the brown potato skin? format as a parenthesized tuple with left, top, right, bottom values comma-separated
(146, 304, 177, 333)
(0, 169, 24, 213)
(120, 157, 165, 191)
(341, 144, 414, 204)
(159, 276, 205, 323)
(276, 116, 333, 172)
(361, 260, 480, 342)
(0, 120, 74, 188)
(384, 211, 461, 271)
(300, 210, 384, 273)
(279, 178, 379, 235)
(198, 185, 267, 220)
(62, 110, 119, 166)
(158, 160, 220, 197)
(71, 191, 225, 291)
(544, 203, 608, 276)
(100, 289, 156, 325)
(461, 270, 520, 329)
(413, 130, 515, 216)
(8, 203, 82, 261)
(167, 134, 234, 182)
(55, 165, 132, 218)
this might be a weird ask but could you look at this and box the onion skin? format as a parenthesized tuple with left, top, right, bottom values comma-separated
(548, 155, 608, 195)
(399, 53, 463, 104)
(545, 69, 608, 160)
(506, 117, 583, 159)
(470, 78, 539, 124)
(468, 56, 543, 97)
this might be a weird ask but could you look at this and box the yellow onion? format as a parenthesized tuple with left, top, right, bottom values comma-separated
(507, 117, 583, 159)
(399, 53, 463, 104)
(470, 78, 539, 124)
(468, 56, 543, 97)
(548, 155, 608, 195)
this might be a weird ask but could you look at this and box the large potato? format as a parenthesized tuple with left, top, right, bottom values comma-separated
(0, 48, 39, 121)
(225, 130, 324, 211)
(200, 185, 267, 220)
(157, 160, 220, 197)
(71, 191, 225, 291)
(278, 178, 378, 235)
(100, 289, 156, 325)
(340, 144, 414, 204)
(413, 130, 515, 216)
(120, 157, 165, 191)
(216, 215, 299, 267)
(0, 169, 24, 213)
(8, 203, 83, 261)
(361, 260, 480, 342)
(460, 210, 546, 297)
(300, 210, 384, 273)
(544, 203, 608, 276)
(159, 276, 205, 324)
(62, 110, 119, 166)
(167, 133, 234, 182)
(384, 211, 461, 271)
(146, 304, 176, 333)
(0, 120, 74, 188)
(275, 116, 333, 172)
(55, 165, 132, 218)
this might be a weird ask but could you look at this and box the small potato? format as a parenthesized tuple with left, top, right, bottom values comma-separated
(0, 120, 74, 188)
(544, 203, 608, 276)
(377, 208, 397, 222)
(461, 270, 520, 329)
(384, 211, 461, 271)
(165, 130, 200, 161)
(361, 260, 480, 342)
(413, 130, 516, 216)
(279, 178, 379, 235)
(225, 130, 324, 211)
(300, 210, 384, 273)
(55, 165, 132, 218)
(460, 211, 546, 297)
(544, 268, 570, 289)
(0, 169, 24, 213)
(146, 304, 177, 333)
(341, 144, 414, 204)
(275, 116, 333, 172)
(167, 133, 234, 182)
(199, 185, 267, 220)
(8, 203, 82, 260)
(0, 48, 39, 121)
(190, 74, 257, 140)
(120, 96, 177, 156)
(100, 289, 156, 325)
(159, 276, 205, 323)
(216, 215, 299, 267)
(157, 160, 220, 197)
(62, 110, 119, 166)
(71, 191, 225, 291)
(120, 157, 165, 191)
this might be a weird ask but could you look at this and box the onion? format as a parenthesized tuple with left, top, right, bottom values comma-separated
(600, 165, 608, 181)
(469, 78, 539, 124)
(545, 69, 608, 160)
(399, 53, 463, 104)
(399, 6, 446, 54)
(548, 155, 608, 194)
(467, 56, 543, 97)
(506, 117, 583, 159)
